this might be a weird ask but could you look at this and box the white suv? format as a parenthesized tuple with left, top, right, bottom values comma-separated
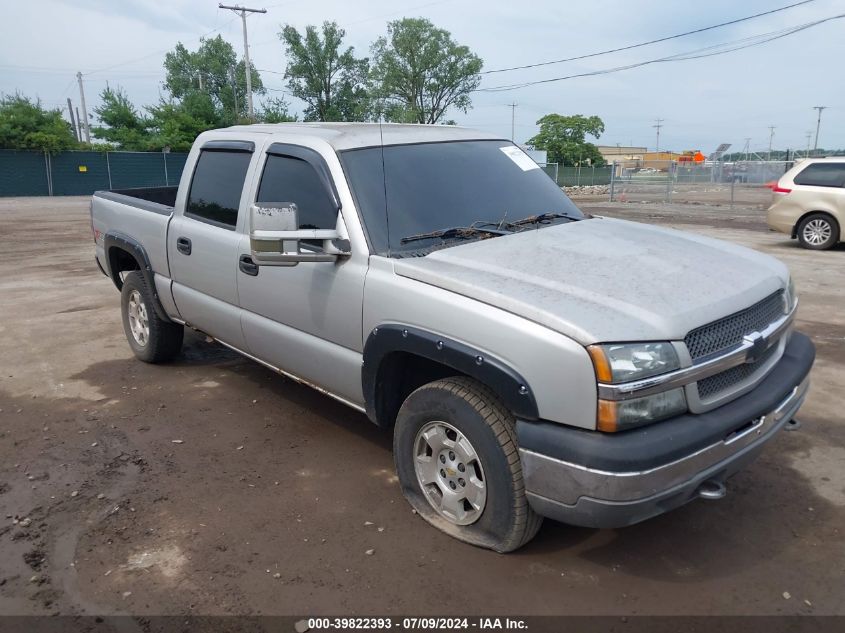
(768, 157, 845, 250)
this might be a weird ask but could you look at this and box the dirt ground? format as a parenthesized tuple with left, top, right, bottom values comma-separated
(0, 196, 843, 619)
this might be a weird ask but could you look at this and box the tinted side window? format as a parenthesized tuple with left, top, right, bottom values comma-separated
(256, 154, 338, 233)
(187, 150, 252, 228)
(794, 163, 845, 188)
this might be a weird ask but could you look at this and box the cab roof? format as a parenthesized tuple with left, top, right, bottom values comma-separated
(221, 122, 505, 151)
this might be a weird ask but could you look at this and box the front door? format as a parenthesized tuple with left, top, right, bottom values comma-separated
(237, 145, 367, 406)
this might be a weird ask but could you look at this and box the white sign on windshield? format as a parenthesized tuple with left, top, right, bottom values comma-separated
(499, 145, 541, 172)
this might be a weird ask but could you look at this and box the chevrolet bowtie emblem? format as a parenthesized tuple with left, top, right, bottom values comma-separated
(743, 331, 769, 363)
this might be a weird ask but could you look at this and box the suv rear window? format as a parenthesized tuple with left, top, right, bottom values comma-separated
(793, 162, 845, 188)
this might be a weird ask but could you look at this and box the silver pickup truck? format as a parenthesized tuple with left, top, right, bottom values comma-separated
(91, 123, 814, 552)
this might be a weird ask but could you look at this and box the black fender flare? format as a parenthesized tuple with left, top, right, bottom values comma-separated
(103, 231, 173, 323)
(362, 324, 539, 424)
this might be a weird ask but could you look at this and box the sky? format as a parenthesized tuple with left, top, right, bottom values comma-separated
(2, 0, 844, 154)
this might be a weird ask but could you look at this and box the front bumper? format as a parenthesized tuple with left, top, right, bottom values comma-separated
(518, 331, 815, 528)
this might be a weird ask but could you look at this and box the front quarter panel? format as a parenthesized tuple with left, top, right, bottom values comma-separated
(363, 257, 598, 429)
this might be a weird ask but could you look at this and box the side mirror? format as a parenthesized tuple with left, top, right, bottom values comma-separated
(249, 202, 350, 266)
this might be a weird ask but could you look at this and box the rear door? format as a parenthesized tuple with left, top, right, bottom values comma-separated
(168, 140, 256, 349)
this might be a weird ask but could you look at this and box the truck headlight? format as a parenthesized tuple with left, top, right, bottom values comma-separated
(587, 342, 680, 384)
(597, 388, 687, 432)
(588, 342, 686, 432)
(783, 276, 797, 313)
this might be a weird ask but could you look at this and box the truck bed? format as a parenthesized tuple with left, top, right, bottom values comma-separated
(95, 186, 178, 212)
(92, 186, 177, 280)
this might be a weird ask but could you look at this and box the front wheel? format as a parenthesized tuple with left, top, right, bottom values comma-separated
(120, 271, 183, 363)
(797, 213, 839, 250)
(393, 377, 542, 552)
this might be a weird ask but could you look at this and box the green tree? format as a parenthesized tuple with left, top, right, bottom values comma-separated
(527, 114, 606, 166)
(0, 94, 77, 152)
(164, 35, 264, 123)
(91, 86, 152, 150)
(279, 21, 370, 122)
(370, 18, 482, 124)
(259, 97, 298, 123)
(146, 92, 221, 152)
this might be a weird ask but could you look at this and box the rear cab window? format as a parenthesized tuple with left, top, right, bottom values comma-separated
(186, 148, 253, 229)
(793, 162, 845, 188)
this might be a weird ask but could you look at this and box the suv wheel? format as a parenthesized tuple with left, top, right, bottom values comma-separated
(393, 376, 542, 552)
(798, 213, 839, 250)
(120, 271, 184, 363)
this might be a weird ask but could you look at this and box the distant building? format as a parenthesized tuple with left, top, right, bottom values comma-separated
(598, 147, 705, 172)
(596, 145, 648, 163)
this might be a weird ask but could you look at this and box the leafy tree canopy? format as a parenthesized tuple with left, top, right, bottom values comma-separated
(527, 114, 606, 166)
(164, 35, 264, 124)
(92, 86, 153, 150)
(259, 97, 298, 123)
(146, 92, 222, 152)
(0, 94, 77, 152)
(280, 21, 370, 122)
(370, 18, 482, 124)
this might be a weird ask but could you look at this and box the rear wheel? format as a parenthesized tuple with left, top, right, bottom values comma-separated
(797, 213, 839, 250)
(120, 271, 183, 363)
(393, 376, 542, 552)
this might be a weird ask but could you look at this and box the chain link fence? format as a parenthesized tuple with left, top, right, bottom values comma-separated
(608, 160, 793, 208)
(0, 149, 190, 197)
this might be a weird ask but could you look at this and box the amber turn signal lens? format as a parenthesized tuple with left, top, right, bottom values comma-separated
(597, 399, 618, 432)
(587, 345, 613, 383)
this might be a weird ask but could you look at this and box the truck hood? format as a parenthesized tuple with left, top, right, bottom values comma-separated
(392, 217, 789, 344)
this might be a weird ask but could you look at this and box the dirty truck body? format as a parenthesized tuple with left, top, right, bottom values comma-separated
(91, 123, 814, 552)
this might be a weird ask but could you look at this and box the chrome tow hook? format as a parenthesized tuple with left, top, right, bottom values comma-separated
(697, 480, 727, 500)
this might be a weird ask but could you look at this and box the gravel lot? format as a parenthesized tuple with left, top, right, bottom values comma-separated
(1, 195, 843, 619)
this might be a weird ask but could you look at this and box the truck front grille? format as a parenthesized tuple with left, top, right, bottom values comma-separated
(696, 343, 780, 400)
(685, 291, 784, 361)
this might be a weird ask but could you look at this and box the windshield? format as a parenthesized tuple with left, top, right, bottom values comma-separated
(340, 140, 586, 256)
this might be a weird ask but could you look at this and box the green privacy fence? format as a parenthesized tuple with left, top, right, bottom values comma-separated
(0, 149, 190, 197)
(540, 164, 614, 187)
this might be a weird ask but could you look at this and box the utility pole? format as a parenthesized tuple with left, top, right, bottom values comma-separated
(219, 3, 267, 121)
(805, 131, 813, 157)
(229, 67, 239, 121)
(812, 106, 827, 155)
(653, 118, 664, 153)
(67, 98, 79, 142)
(76, 71, 90, 143)
(508, 102, 517, 142)
(767, 125, 776, 161)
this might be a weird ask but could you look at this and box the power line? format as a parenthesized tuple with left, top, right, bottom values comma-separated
(476, 13, 845, 92)
(480, 0, 819, 75)
(81, 17, 239, 77)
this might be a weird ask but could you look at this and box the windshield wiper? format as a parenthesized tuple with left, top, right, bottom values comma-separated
(506, 212, 583, 229)
(399, 225, 511, 245)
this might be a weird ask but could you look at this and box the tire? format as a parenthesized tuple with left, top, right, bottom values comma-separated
(797, 213, 839, 250)
(120, 271, 183, 363)
(393, 376, 542, 553)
